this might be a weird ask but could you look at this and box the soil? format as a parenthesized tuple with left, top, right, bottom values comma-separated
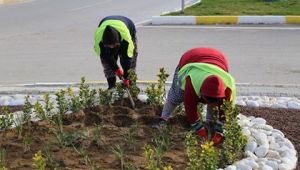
(0, 102, 299, 170)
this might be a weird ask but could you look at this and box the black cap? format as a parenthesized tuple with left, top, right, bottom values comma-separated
(102, 25, 120, 45)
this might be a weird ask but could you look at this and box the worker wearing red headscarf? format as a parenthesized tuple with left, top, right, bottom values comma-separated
(157, 47, 236, 145)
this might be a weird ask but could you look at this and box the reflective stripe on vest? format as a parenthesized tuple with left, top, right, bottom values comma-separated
(94, 20, 134, 58)
(178, 63, 236, 104)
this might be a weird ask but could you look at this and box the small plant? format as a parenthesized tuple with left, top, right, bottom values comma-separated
(88, 89, 97, 108)
(185, 131, 201, 169)
(157, 68, 169, 96)
(79, 77, 97, 108)
(221, 101, 248, 165)
(67, 87, 83, 113)
(42, 144, 53, 167)
(0, 149, 7, 170)
(73, 146, 97, 170)
(0, 106, 13, 132)
(111, 144, 125, 170)
(23, 95, 33, 123)
(174, 103, 185, 115)
(43, 93, 54, 116)
(13, 96, 33, 139)
(198, 141, 219, 170)
(22, 132, 33, 153)
(93, 124, 104, 147)
(32, 150, 46, 170)
(98, 88, 113, 105)
(52, 130, 86, 148)
(152, 124, 173, 152)
(125, 163, 136, 170)
(34, 101, 47, 120)
(115, 82, 126, 101)
(127, 69, 140, 100)
(145, 68, 169, 106)
(55, 90, 68, 116)
(143, 144, 160, 170)
(163, 166, 173, 170)
(50, 114, 63, 134)
(143, 143, 173, 170)
(123, 123, 138, 151)
(63, 131, 87, 147)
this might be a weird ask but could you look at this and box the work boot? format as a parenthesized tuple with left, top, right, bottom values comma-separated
(107, 77, 116, 90)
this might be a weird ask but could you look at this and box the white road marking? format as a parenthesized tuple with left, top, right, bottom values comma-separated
(136, 19, 152, 27)
(70, 0, 112, 11)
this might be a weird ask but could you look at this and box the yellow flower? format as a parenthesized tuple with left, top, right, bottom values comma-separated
(33, 151, 43, 162)
(201, 141, 214, 153)
(163, 165, 173, 170)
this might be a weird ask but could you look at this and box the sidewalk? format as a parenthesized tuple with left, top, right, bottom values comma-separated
(1, 82, 300, 97)
(152, 15, 300, 25)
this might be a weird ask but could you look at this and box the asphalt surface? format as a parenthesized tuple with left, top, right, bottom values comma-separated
(0, 0, 299, 86)
(138, 25, 300, 85)
(0, 0, 197, 85)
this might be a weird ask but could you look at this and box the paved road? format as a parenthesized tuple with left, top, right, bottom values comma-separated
(0, 0, 196, 85)
(0, 0, 299, 85)
(138, 25, 300, 85)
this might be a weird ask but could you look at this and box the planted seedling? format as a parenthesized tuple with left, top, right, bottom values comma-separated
(145, 67, 169, 106)
(198, 141, 219, 170)
(22, 132, 33, 153)
(152, 124, 174, 152)
(79, 77, 97, 108)
(127, 69, 140, 100)
(98, 88, 113, 105)
(185, 131, 201, 170)
(0, 106, 13, 136)
(67, 87, 83, 113)
(32, 150, 46, 170)
(34, 101, 47, 120)
(221, 101, 247, 165)
(0, 149, 7, 170)
(42, 144, 53, 167)
(111, 144, 125, 170)
(55, 90, 68, 116)
(93, 124, 104, 147)
(43, 93, 54, 116)
(143, 144, 161, 170)
(73, 145, 97, 170)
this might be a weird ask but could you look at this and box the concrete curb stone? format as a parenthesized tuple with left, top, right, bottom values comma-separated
(152, 15, 300, 25)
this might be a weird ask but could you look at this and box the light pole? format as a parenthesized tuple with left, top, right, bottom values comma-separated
(181, 0, 185, 14)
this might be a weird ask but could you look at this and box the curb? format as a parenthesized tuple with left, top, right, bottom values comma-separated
(152, 15, 300, 25)
(0, 82, 300, 97)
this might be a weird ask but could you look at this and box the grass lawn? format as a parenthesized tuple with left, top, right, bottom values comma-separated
(167, 0, 300, 15)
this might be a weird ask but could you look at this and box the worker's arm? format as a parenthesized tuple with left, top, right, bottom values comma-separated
(119, 41, 132, 78)
(184, 76, 200, 124)
(100, 43, 120, 71)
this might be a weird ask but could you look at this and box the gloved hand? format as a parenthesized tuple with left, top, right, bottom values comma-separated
(212, 121, 224, 145)
(123, 78, 130, 88)
(212, 132, 224, 146)
(115, 68, 123, 79)
(152, 117, 168, 129)
(191, 121, 207, 139)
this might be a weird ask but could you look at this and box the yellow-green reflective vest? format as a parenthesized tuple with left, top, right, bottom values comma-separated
(94, 20, 134, 58)
(178, 63, 236, 104)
